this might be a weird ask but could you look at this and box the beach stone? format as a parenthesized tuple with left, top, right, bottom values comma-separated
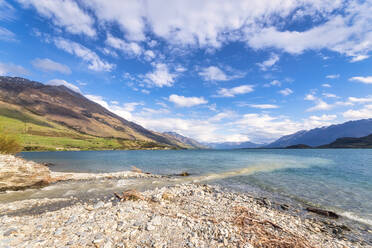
(146, 223, 155, 231)
(150, 216, 162, 226)
(94, 201, 105, 209)
(3, 228, 17, 236)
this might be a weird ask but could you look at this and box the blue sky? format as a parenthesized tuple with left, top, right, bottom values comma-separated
(0, 0, 372, 143)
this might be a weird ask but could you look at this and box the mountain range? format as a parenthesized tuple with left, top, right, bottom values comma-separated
(266, 119, 372, 148)
(205, 141, 263, 149)
(162, 132, 208, 149)
(0, 76, 199, 151)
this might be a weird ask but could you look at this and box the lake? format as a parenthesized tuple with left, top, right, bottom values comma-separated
(20, 149, 372, 226)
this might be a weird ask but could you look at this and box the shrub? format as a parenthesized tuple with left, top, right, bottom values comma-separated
(0, 131, 23, 154)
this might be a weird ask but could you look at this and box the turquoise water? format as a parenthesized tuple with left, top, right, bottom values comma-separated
(21, 149, 372, 226)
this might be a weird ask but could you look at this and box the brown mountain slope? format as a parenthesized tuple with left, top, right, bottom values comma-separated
(0, 76, 189, 149)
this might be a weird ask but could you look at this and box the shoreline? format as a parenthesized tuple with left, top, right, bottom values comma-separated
(1, 182, 371, 247)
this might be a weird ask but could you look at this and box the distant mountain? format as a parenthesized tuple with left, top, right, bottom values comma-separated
(162, 132, 208, 149)
(0, 76, 191, 150)
(206, 141, 263, 149)
(266, 119, 372, 148)
(285, 144, 312, 149)
(319, 134, 372, 148)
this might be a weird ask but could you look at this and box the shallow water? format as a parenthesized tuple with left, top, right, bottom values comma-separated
(14, 149, 372, 226)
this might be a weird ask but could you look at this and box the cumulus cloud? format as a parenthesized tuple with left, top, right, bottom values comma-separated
(53, 38, 114, 72)
(257, 53, 279, 71)
(322, 83, 331, 88)
(0, 62, 28, 76)
(349, 76, 372, 84)
(216, 85, 254, 97)
(304, 94, 317, 101)
(19, 1, 372, 61)
(144, 63, 176, 87)
(307, 99, 333, 112)
(105, 34, 143, 56)
(17, 0, 96, 37)
(279, 88, 293, 96)
(343, 105, 372, 120)
(47, 79, 81, 93)
(31, 58, 71, 74)
(198, 66, 230, 81)
(168, 94, 207, 107)
(246, 1, 372, 61)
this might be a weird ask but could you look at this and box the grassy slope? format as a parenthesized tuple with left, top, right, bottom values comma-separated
(0, 104, 174, 151)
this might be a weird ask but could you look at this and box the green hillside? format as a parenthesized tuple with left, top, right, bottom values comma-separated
(0, 104, 172, 151)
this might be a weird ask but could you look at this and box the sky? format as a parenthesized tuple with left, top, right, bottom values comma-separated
(0, 0, 372, 144)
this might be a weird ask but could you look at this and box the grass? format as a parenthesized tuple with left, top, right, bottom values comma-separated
(0, 131, 23, 154)
(0, 105, 174, 151)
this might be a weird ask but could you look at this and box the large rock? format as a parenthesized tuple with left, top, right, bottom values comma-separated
(0, 154, 51, 191)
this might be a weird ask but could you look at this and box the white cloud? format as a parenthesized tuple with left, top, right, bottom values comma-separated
(279, 88, 293, 96)
(105, 34, 143, 56)
(217, 85, 254, 97)
(326, 74, 340, 79)
(0, 0, 15, 21)
(209, 111, 235, 122)
(349, 76, 372, 84)
(144, 50, 155, 61)
(350, 55, 369, 62)
(307, 99, 333, 112)
(123, 102, 144, 112)
(199, 66, 229, 81)
(348, 96, 372, 103)
(20, 1, 372, 61)
(246, 1, 372, 61)
(47, 79, 81, 93)
(308, 114, 337, 121)
(322, 83, 331, 88)
(81, 0, 145, 41)
(17, 0, 96, 37)
(53, 38, 114, 72)
(343, 105, 372, 120)
(233, 113, 302, 142)
(264, 80, 281, 87)
(168, 94, 207, 107)
(249, 104, 279, 109)
(304, 94, 317, 101)
(0, 27, 16, 42)
(322, 93, 337, 98)
(31, 58, 71, 74)
(144, 63, 176, 87)
(0, 62, 28, 76)
(257, 53, 279, 71)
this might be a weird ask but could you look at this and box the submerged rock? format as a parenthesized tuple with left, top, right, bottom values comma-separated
(0, 154, 51, 191)
(306, 207, 339, 219)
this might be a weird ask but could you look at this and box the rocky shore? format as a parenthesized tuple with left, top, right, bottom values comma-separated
(0, 154, 371, 247)
(0, 154, 160, 192)
(1, 183, 371, 248)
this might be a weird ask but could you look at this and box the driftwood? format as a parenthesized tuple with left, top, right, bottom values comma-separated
(234, 206, 315, 248)
(114, 189, 144, 201)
